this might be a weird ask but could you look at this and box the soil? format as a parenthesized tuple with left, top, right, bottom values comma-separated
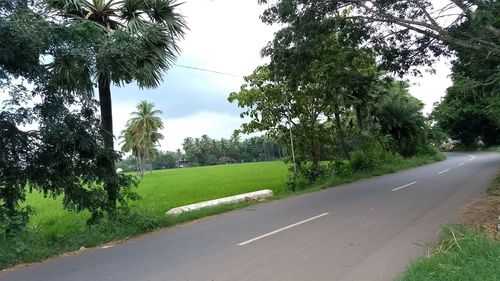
(460, 196, 500, 241)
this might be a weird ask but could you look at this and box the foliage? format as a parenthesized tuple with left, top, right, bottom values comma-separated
(45, 0, 186, 210)
(151, 151, 177, 170)
(349, 141, 395, 172)
(259, 0, 500, 75)
(376, 81, 429, 156)
(182, 134, 284, 166)
(398, 226, 500, 281)
(431, 5, 500, 148)
(120, 101, 164, 177)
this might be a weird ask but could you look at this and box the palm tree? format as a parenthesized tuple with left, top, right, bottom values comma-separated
(376, 81, 427, 157)
(120, 101, 164, 177)
(46, 0, 186, 209)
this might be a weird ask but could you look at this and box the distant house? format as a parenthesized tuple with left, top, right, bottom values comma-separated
(218, 156, 235, 165)
(176, 160, 189, 168)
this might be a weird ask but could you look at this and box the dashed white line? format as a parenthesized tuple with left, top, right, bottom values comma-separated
(237, 212, 329, 246)
(457, 163, 465, 166)
(392, 181, 418, 192)
(438, 169, 450, 174)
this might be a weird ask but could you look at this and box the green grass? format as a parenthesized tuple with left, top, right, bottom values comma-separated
(26, 161, 289, 238)
(485, 145, 500, 153)
(488, 173, 500, 196)
(1, 153, 444, 269)
(397, 226, 500, 281)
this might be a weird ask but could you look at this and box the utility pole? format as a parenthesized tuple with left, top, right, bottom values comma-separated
(284, 89, 297, 175)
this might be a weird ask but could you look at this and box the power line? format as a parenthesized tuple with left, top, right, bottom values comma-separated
(173, 64, 244, 78)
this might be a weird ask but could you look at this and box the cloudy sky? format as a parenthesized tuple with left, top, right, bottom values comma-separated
(83, 0, 455, 151)
(111, 0, 277, 151)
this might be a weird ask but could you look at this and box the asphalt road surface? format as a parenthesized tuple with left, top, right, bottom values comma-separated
(2, 152, 499, 281)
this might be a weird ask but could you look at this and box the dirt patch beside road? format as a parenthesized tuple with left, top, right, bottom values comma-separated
(460, 195, 500, 241)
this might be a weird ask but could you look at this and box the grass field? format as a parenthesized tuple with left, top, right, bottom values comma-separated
(26, 161, 289, 239)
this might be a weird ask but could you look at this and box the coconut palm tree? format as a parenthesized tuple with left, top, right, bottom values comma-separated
(120, 101, 164, 177)
(46, 0, 186, 208)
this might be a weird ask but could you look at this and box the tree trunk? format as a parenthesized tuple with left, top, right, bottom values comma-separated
(334, 106, 350, 159)
(98, 73, 118, 212)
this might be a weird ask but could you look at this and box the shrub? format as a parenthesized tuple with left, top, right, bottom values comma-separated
(349, 144, 394, 172)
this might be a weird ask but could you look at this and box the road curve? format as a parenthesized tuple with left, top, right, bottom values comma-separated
(2, 152, 499, 281)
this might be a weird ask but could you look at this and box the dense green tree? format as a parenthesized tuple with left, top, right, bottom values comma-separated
(229, 65, 331, 178)
(376, 81, 428, 156)
(0, 112, 36, 233)
(151, 151, 177, 169)
(120, 101, 164, 177)
(0, 1, 133, 230)
(259, 0, 500, 75)
(46, 0, 186, 209)
(431, 4, 500, 148)
(432, 81, 500, 148)
(231, 15, 382, 177)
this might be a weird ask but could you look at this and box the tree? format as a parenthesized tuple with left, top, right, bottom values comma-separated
(151, 151, 177, 169)
(432, 80, 500, 148)
(120, 101, 164, 177)
(45, 0, 186, 209)
(0, 1, 135, 230)
(0, 112, 36, 233)
(249, 13, 381, 170)
(376, 81, 429, 156)
(430, 4, 500, 148)
(259, 0, 500, 75)
(229, 66, 331, 180)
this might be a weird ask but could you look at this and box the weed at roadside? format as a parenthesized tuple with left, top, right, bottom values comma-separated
(397, 226, 500, 281)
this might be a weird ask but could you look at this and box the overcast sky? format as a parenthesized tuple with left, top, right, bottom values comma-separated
(111, 0, 278, 151)
(1, 0, 452, 151)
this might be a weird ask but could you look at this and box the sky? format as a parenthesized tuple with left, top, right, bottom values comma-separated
(1, 0, 454, 151)
(111, 0, 276, 151)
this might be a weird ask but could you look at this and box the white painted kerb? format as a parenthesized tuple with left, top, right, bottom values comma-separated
(165, 189, 273, 216)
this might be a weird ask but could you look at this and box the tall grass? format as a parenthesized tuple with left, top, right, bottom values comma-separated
(398, 226, 500, 281)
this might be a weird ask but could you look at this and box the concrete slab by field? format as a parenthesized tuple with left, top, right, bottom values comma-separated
(165, 189, 273, 216)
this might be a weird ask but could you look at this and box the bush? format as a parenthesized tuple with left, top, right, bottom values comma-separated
(287, 161, 333, 191)
(349, 141, 395, 171)
(331, 159, 352, 176)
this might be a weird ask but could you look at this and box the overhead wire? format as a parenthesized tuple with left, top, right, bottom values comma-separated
(173, 64, 244, 78)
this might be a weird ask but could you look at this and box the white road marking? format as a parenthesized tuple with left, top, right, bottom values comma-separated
(392, 181, 418, 191)
(465, 154, 476, 161)
(100, 245, 114, 249)
(438, 169, 449, 174)
(457, 163, 465, 166)
(237, 213, 329, 246)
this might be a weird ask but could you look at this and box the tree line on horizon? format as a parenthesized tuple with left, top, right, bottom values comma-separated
(117, 133, 285, 172)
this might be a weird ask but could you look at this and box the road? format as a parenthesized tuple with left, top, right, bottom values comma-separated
(2, 152, 499, 281)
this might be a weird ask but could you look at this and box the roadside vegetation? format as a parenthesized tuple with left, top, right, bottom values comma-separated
(399, 173, 500, 281)
(485, 146, 500, 153)
(398, 226, 500, 281)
